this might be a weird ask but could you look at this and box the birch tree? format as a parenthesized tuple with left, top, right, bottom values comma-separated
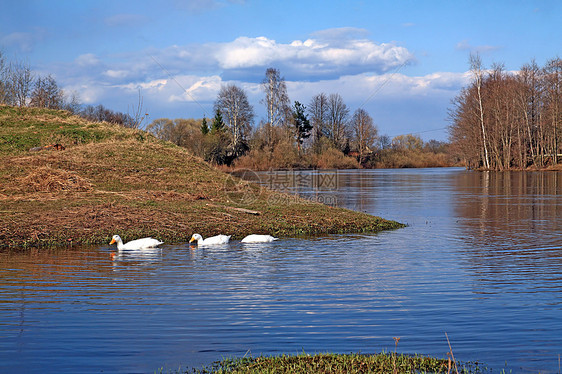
(470, 53, 491, 169)
(542, 58, 562, 164)
(215, 83, 254, 157)
(261, 68, 290, 146)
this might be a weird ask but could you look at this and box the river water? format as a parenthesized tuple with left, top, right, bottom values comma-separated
(1, 167, 562, 373)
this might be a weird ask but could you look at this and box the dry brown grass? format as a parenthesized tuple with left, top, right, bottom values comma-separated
(19, 166, 93, 192)
(0, 106, 403, 248)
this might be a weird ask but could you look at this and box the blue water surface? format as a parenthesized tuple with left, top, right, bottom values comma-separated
(1, 168, 562, 373)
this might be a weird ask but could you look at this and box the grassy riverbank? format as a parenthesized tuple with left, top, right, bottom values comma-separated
(0, 105, 403, 249)
(173, 352, 482, 373)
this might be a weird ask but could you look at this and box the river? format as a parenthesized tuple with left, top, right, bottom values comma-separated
(1, 167, 561, 373)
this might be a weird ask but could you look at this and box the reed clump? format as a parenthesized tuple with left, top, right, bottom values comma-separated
(185, 352, 482, 374)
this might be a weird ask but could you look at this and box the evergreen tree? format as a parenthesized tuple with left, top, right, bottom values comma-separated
(292, 101, 312, 153)
(211, 108, 225, 134)
(200, 116, 209, 135)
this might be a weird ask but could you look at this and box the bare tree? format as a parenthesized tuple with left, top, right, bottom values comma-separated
(326, 93, 350, 151)
(378, 134, 391, 150)
(0, 50, 10, 104)
(470, 53, 491, 169)
(30, 74, 64, 109)
(215, 83, 254, 156)
(450, 56, 562, 170)
(146, 118, 174, 140)
(449, 86, 483, 169)
(516, 60, 541, 166)
(542, 58, 562, 164)
(64, 90, 82, 114)
(351, 108, 377, 163)
(261, 68, 290, 146)
(9, 60, 33, 107)
(127, 88, 146, 129)
(308, 93, 329, 152)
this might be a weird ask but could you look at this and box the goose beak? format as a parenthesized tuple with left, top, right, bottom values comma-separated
(109, 238, 116, 245)
(189, 237, 195, 243)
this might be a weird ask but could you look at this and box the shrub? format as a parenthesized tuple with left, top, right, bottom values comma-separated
(313, 147, 360, 169)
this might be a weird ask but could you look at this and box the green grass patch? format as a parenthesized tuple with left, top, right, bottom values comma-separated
(174, 352, 484, 374)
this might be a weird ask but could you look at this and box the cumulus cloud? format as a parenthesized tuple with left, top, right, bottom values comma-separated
(143, 29, 415, 81)
(211, 31, 415, 79)
(52, 28, 459, 138)
(58, 62, 465, 140)
(285, 71, 469, 106)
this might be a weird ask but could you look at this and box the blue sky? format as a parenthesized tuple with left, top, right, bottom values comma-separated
(2, 0, 561, 141)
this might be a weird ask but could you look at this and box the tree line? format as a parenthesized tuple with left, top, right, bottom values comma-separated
(148, 67, 450, 169)
(0, 51, 146, 129)
(1, 50, 450, 169)
(449, 54, 562, 170)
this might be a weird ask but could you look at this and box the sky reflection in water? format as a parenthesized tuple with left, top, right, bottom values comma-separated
(1, 168, 562, 373)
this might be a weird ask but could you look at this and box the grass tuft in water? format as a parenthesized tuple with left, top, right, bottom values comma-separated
(175, 352, 485, 374)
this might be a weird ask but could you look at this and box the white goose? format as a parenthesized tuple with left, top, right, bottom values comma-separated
(109, 234, 163, 251)
(189, 233, 231, 245)
(241, 234, 278, 243)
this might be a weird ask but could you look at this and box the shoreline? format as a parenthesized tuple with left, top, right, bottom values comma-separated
(0, 106, 404, 250)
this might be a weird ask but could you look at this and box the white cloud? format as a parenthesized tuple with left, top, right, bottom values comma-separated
(104, 69, 131, 79)
(75, 53, 101, 67)
(63, 83, 105, 104)
(50, 28, 460, 139)
(285, 71, 468, 106)
(215, 36, 277, 69)
(208, 33, 414, 77)
(58, 64, 465, 140)
(1, 31, 42, 53)
(141, 29, 415, 81)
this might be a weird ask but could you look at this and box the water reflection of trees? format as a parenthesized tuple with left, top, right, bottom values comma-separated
(0, 247, 162, 301)
(453, 171, 562, 285)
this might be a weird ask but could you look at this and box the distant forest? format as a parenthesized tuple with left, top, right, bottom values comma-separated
(146, 68, 452, 170)
(450, 54, 562, 170)
(0, 51, 451, 169)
